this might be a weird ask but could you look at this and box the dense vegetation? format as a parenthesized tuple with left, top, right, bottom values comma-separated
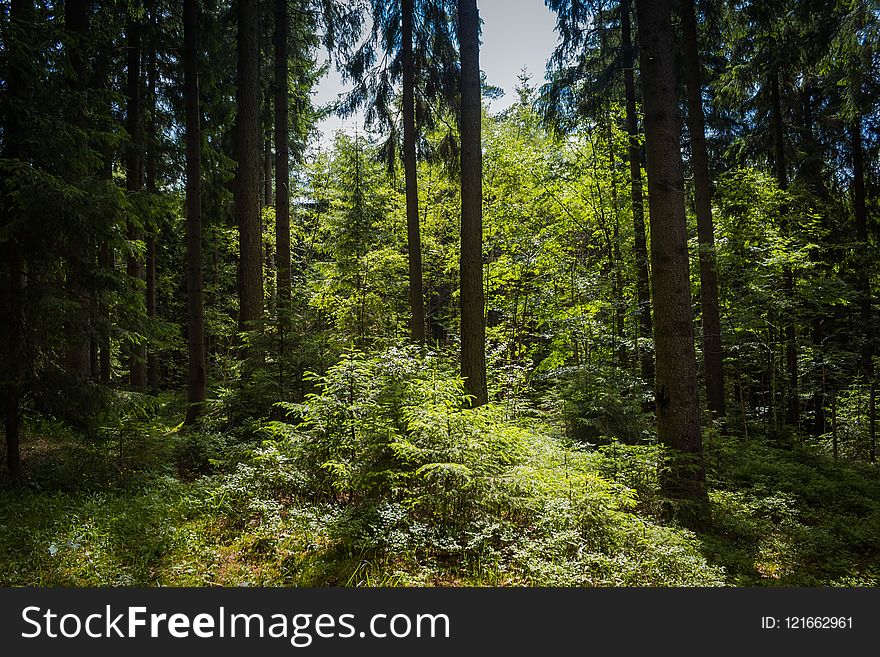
(1, 0, 878, 587)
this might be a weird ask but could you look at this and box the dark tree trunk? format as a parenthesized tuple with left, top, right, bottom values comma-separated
(5, 246, 24, 484)
(635, 0, 706, 503)
(183, 0, 206, 425)
(680, 0, 725, 419)
(146, 6, 159, 396)
(63, 0, 91, 379)
(852, 119, 875, 460)
(403, 0, 426, 344)
(93, 48, 114, 386)
(236, 0, 264, 333)
(5, 0, 34, 484)
(126, 17, 147, 390)
(621, 0, 653, 385)
(274, 0, 291, 311)
(458, 0, 488, 406)
(99, 241, 113, 384)
(770, 71, 799, 427)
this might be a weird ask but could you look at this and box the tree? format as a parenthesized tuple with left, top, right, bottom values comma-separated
(184, 0, 206, 425)
(635, 0, 706, 503)
(402, 0, 427, 343)
(63, 0, 91, 379)
(457, 0, 488, 406)
(274, 0, 291, 313)
(126, 12, 148, 390)
(340, 0, 458, 345)
(680, 0, 725, 418)
(620, 0, 653, 386)
(3, 0, 34, 483)
(235, 0, 264, 334)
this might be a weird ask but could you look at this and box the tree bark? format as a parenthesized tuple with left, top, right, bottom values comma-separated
(680, 0, 725, 418)
(4, 0, 34, 484)
(403, 0, 427, 344)
(63, 0, 92, 379)
(621, 0, 653, 385)
(852, 119, 875, 460)
(126, 17, 147, 390)
(770, 70, 799, 427)
(146, 5, 159, 396)
(183, 0, 206, 424)
(275, 0, 291, 311)
(236, 0, 264, 333)
(635, 0, 706, 503)
(458, 0, 488, 405)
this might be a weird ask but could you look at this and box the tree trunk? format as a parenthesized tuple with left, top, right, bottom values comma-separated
(275, 0, 291, 311)
(126, 17, 147, 390)
(403, 0, 427, 344)
(64, 0, 91, 379)
(852, 119, 875, 460)
(458, 0, 488, 406)
(236, 0, 264, 333)
(770, 71, 799, 427)
(635, 0, 706, 503)
(146, 6, 159, 396)
(621, 0, 653, 385)
(680, 0, 725, 419)
(4, 0, 34, 484)
(183, 0, 206, 425)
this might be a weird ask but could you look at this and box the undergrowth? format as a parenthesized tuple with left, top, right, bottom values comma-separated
(1, 347, 878, 587)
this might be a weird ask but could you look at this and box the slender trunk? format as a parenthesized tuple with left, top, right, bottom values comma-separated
(126, 17, 147, 389)
(607, 118, 625, 367)
(63, 0, 91, 378)
(5, 0, 34, 483)
(99, 241, 113, 384)
(680, 0, 725, 418)
(275, 0, 291, 310)
(458, 0, 487, 405)
(93, 48, 114, 385)
(831, 393, 838, 460)
(770, 71, 798, 427)
(264, 126, 273, 208)
(403, 0, 426, 344)
(236, 0, 264, 333)
(5, 246, 24, 484)
(636, 0, 706, 503)
(621, 0, 653, 384)
(852, 119, 875, 461)
(183, 0, 206, 424)
(146, 7, 159, 396)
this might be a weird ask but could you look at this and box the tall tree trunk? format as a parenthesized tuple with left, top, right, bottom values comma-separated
(183, 0, 206, 425)
(680, 0, 725, 419)
(621, 0, 653, 385)
(63, 0, 91, 379)
(235, 0, 264, 333)
(146, 5, 159, 396)
(403, 0, 427, 344)
(770, 70, 799, 427)
(852, 119, 875, 461)
(274, 0, 291, 311)
(458, 0, 488, 406)
(126, 17, 147, 389)
(635, 0, 706, 503)
(93, 48, 114, 385)
(4, 0, 34, 483)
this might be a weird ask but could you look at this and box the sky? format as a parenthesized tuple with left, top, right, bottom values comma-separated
(311, 0, 560, 145)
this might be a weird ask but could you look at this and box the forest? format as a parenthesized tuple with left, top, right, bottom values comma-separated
(0, 0, 878, 588)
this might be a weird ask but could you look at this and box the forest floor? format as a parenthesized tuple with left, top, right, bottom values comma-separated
(2, 393, 879, 587)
